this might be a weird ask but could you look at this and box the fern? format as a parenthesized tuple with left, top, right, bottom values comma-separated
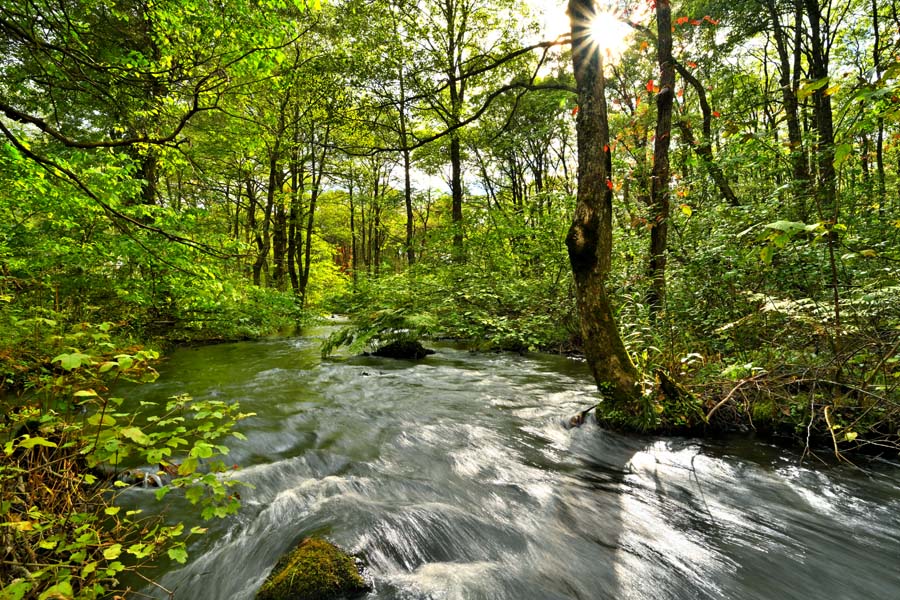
(321, 308, 437, 357)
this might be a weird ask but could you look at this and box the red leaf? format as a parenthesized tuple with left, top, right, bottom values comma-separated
(603, 144, 610, 152)
(606, 179, 614, 190)
(572, 106, 579, 116)
(691, 19, 701, 26)
(676, 16, 689, 25)
(646, 79, 655, 92)
(687, 61, 698, 68)
(703, 15, 720, 25)
(712, 111, 721, 118)
(677, 89, 684, 97)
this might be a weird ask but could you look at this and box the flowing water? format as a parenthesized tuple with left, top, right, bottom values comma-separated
(119, 327, 900, 599)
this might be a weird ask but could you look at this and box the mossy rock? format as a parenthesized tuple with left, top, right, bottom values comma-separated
(256, 537, 370, 600)
(371, 339, 435, 360)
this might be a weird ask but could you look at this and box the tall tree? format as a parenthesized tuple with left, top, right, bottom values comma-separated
(414, 0, 528, 259)
(567, 0, 640, 405)
(764, 0, 810, 218)
(647, 0, 675, 318)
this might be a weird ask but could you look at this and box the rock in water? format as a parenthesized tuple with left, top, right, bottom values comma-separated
(256, 537, 370, 600)
(371, 339, 435, 360)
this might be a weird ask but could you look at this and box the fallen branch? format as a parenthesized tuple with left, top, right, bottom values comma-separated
(705, 372, 767, 422)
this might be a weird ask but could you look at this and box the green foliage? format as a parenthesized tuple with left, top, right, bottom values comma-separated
(0, 321, 253, 598)
(321, 306, 437, 357)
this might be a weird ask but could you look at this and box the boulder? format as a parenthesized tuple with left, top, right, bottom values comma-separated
(256, 537, 370, 600)
(371, 339, 435, 360)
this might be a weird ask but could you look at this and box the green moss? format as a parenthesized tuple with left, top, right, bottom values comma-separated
(256, 537, 369, 600)
(751, 398, 778, 424)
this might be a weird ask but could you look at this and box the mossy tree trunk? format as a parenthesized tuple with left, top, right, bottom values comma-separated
(567, 0, 640, 407)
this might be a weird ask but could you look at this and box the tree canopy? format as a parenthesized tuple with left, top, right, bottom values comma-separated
(2, 0, 900, 593)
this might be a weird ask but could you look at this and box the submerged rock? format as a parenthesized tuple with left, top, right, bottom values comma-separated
(256, 537, 370, 600)
(371, 339, 435, 360)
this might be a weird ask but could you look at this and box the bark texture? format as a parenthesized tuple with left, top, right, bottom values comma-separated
(567, 0, 640, 406)
(647, 0, 675, 318)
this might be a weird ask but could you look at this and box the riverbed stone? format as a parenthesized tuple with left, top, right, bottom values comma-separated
(255, 537, 370, 600)
(371, 339, 435, 360)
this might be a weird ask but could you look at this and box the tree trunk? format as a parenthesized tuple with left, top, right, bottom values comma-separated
(287, 159, 301, 294)
(398, 65, 416, 267)
(349, 172, 358, 287)
(804, 0, 842, 350)
(647, 0, 675, 319)
(450, 133, 464, 259)
(446, 0, 466, 261)
(567, 0, 640, 406)
(871, 0, 886, 213)
(673, 63, 739, 206)
(246, 179, 267, 287)
(299, 124, 330, 305)
(765, 0, 810, 220)
(272, 188, 287, 290)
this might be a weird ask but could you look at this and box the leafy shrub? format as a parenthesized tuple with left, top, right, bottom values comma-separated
(1, 321, 253, 598)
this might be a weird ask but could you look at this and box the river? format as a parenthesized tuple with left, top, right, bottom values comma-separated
(118, 327, 900, 599)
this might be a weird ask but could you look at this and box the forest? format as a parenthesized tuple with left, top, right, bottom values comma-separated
(1, 0, 899, 597)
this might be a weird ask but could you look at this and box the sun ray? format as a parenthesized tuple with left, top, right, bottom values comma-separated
(531, 0, 648, 67)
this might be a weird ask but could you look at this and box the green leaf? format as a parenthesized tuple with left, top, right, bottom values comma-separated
(127, 543, 153, 558)
(103, 544, 122, 560)
(52, 352, 92, 370)
(119, 426, 151, 445)
(115, 355, 134, 370)
(797, 76, 829, 99)
(155, 486, 171, 501)
(81, 562, 98, 578)
(73, 389, 98, 398)
(167, 546, 188, 564)
(147, 447, 172, 464)
(178, 456, 199, 475)
(37, 580, 73, 600)
(17, 436, 58, 450)
(764, 220, 807, 234)
(104, 506, 121, 516)
(189, 442, 215, 459)
(833, 142, 852, 169)
(185, 486, 205, 504)
(87, 413, 116, 427)
(0, 579, 32, 600)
